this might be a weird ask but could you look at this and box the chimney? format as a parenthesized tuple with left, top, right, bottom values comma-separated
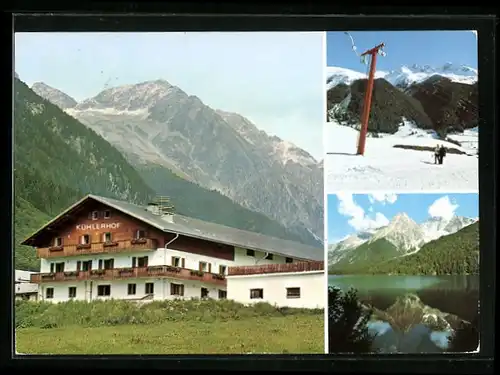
(147, 196, 175, 220)
(146, 202, 161, 215)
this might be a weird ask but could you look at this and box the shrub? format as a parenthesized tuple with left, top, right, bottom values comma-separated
(328, 287, 375, 353)
(15, 298, 323, 329)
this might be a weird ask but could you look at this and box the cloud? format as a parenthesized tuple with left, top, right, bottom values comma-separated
(428, 196, 459, 220)
(368, 193, 398, 205)
(337, 193, 390, 232)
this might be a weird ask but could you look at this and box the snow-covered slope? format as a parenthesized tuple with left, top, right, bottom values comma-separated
(420, 216, 478, 243)
(326, 66, 385, 90)
(326, 63, 478, 90)
(325, 120, 478, 192)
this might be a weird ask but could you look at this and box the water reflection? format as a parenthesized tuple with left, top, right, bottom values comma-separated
(328, 275, 479, 353)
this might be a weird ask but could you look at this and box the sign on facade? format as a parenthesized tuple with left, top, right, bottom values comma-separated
(76, 223, 122, 230)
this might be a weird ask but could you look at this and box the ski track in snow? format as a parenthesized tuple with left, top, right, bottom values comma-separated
(325, 122, 478, 192)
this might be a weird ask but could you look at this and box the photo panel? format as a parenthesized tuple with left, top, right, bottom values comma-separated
(326, 192, 480, 354)
(13, 31, 327, 355)
(324, 30, 478, 193)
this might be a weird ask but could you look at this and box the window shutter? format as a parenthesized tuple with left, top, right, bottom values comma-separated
(76, 261, 81, 271)
(98, 260, 103, 269)
(208, 263, 212, 273)
(170, 283, 174, 295)
(181, 258, 185, 268)
(144, 256, 149, 267)
(180, 285, 184, 296)
(132, 257, 136, 268)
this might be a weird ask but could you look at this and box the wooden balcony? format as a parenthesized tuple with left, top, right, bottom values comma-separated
(30, 265, 227, 286)
(228, 260, 324, 276)
(36, 238, 158, 258)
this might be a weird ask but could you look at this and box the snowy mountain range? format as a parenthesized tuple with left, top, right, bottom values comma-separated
(328, 213, 477, 266)
(326, 63, 478, 90)
(29, 79, 324, 246)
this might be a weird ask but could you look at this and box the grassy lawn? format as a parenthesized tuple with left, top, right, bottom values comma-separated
(16, 315, 324, 354)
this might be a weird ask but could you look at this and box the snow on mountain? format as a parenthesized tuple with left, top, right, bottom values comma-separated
(420, 215, 478, 242)
(325, 120, 478, 192)
(369, 213, 425, 253)
(326, 66, 385, 90)
(73, 80, 181, 112)
(328, 213, 477, 265)
(272, 139, 317, 166)
(326, 63, 478, 90)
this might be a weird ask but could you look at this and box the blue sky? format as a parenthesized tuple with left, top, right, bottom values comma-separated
(326, 31, 478, 72)
(327, 193, 479, 243)
(14, 32, 324, 160)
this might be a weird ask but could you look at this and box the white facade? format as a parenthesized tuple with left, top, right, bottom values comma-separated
(226, 271, 325, 309)
(39, 278, 226, 303)
(40, 246, 296, 274)
(37, 245, 303, 303)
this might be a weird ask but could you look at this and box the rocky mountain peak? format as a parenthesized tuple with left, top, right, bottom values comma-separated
(31, 82, 78, 109)
(74, 79, 185, 112)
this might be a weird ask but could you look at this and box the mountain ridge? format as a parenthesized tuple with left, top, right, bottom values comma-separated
(326, 63, 478, 137)
(30, 79, 324, 245)
(328, 213, 477, 270)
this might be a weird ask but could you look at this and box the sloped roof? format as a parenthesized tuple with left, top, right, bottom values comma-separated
(22, 194, 323, 262)
(14, 270, 38, 294)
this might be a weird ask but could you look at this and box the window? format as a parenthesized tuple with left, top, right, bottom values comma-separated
(250, 288, 264, 299)
(104, 210, 111, 219)
(98, 259, 103, 270)
(80, 234, 90, 245)
(68, 287, 76, 298)
(46, 288, 54, 299)
(218, 290, 227, 299)
(76, 261, 81, 271)
(103, 259, 114, 270)
(286, 287, 301, 299)
(91, 211, 99, 220)
(246, 249, 255, 257)
(199, 261, 208, 272)
(171, 256, 180, 267)
(54, 237, 63, 247)
(103, 232, 112, 242)
(170, 283, 184, 296)
(55, 262, 65, 273)
(50, 263, 55, 273)
(265, 253, 274, 260)
(145, 283, 154, 294)
(201, 287, 209, 298)
(82, 260, 92, 271)
(137, 256, 149, 267)
(136, 229, 146, 239)
(97, 285, 111, 296)
(219, 265, 227, 275)
(285, 257, 293, 264)
(128, 284, 136, 295)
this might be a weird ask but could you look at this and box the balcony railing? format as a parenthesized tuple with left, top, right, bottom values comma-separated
(36, 238, 158, 258)
(30, 265, 226, 286)
(228, 260, 324, 276)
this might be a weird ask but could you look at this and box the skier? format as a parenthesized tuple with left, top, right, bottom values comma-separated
(434, 144, 440, 164)
(438, 145, 447, 165)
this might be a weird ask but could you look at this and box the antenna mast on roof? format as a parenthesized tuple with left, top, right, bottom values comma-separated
(153, 196, 175, 215)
